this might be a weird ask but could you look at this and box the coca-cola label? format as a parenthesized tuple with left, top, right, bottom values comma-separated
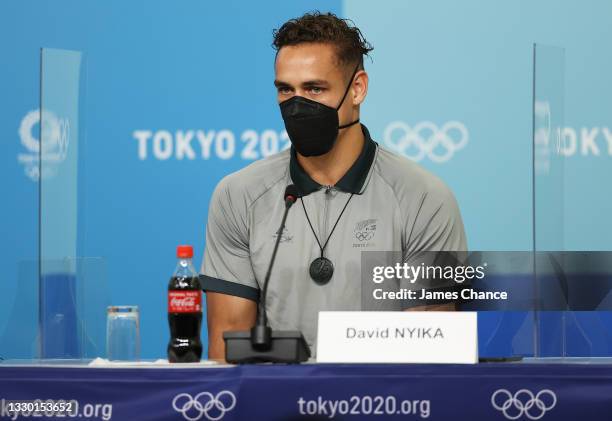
(168, 290, 202, 313)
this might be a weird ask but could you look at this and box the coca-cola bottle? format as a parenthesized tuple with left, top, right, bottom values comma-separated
(168, 245, 202, 362)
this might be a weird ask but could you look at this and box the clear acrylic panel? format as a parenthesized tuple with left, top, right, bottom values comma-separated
(40, 48, 82, 280)
(474, 44, 567, 359)
(39, 48, 110, 360)
(0, 260, 39, 359)
(528, 43, 612, 361)
(39, 258, 109, 359)
(533, 44, 565, 252)
(532, 43, 570, 358)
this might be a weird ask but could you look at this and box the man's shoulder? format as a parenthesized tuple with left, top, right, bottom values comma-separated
(214, 148, 290, 207)
(374, 144, 466, 251)
(374, 145, 457, 205)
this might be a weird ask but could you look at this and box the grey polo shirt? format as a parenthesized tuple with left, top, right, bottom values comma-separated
(200, 124, 467, 351)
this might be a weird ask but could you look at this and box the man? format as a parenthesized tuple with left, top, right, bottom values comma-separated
(200, 12, 467, 359)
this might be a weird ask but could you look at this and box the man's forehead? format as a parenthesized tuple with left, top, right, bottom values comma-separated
(275, 43, 343, 81)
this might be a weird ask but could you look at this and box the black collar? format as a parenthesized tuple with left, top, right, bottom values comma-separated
(289, 124, 377, 197)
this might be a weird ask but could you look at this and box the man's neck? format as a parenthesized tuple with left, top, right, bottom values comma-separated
(296, 124, 365, 187)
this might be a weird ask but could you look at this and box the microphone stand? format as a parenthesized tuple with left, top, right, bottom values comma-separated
(223, 188, 311, 363)
(250, 194, 292, 348)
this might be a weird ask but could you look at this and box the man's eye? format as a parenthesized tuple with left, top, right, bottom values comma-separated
(278, 87, 292, 95)
(309, 87, 323, 94)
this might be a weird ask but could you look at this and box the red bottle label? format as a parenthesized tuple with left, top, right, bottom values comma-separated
(168, 290, 202, 313)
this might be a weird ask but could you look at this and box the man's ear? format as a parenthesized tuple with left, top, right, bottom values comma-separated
(352, 70, 368, 106)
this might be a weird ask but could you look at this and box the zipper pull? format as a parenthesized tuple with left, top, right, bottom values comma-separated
(325, 185, 333, 194)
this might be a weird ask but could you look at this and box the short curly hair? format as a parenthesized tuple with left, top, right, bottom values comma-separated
(272, 11, 373, 70)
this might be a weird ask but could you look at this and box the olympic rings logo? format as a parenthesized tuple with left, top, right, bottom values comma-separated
(355, 231, 374, 241)
(172, 391, 236, 421)
(383, 121, 468, 163)
(491, 389, 556, 420)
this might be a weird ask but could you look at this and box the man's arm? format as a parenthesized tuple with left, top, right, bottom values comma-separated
(200, 177, 261, 360)
(206, 292, 257, 360)
(402, 178, 468, 311)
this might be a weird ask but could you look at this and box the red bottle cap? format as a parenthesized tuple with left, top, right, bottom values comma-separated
(177, 245, 193, 259)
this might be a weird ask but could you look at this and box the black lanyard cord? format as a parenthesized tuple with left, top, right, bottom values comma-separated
(300, 192, 354, 258)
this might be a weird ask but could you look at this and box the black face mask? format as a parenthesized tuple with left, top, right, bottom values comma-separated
(279, 65, 361, 157)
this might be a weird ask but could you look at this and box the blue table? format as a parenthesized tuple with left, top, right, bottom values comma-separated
(1, 360, 611, 420)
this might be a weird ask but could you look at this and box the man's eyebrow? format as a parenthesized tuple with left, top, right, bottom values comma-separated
(274, 79, 291, 87)
(302, 79, 330, 87)
(273, 79, 330, 88)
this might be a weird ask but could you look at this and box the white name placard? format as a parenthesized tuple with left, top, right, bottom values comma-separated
(316, 311, 478, 364)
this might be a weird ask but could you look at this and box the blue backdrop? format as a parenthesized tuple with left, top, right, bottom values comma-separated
(1, 0, 611, 359)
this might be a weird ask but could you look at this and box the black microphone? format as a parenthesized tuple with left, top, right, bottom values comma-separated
(223, 185, 311, 363)
(251, 185, 299, 348)
(284, 184, 299, 208)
